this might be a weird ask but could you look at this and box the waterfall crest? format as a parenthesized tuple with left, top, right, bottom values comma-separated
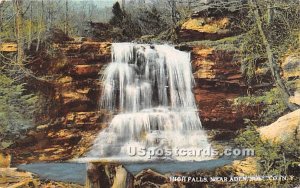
(87, 43, 211, 161)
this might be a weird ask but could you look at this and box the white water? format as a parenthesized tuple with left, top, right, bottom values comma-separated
(87, 43, 211, 161)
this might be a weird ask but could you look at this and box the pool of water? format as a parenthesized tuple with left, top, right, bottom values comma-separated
(17, 156, 240, 185)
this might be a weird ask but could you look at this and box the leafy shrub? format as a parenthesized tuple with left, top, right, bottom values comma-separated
(233, 87, 288, 125)
(235, 126, 300, 186)
(0, 74, 37, 149)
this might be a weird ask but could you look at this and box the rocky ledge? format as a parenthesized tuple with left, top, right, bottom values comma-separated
(8, 41, 112, 164)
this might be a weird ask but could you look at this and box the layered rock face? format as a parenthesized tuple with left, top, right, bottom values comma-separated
(10, 41, 112, 163)
(178, 8, 243, 43)
(192, 46, 250, 129)
(52, 41, 111, 114)
(178, 12, 256, 129)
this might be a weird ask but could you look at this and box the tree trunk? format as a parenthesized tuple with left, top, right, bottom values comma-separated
(169, 0, 178, 25)
(27, 1, 33, 49)
(36, 0, 44, 52)
(14, 0, 24, 66)
(0, 1, 4, 32)
(65, 0, 69, 35)
(249, 0, 298, 111)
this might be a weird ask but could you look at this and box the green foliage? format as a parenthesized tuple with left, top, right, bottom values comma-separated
(240, 28, 267, 85)
(240, 0, 300, 85)
(0, 73, 37, 148)
(234, 87, 288, 124)
(235, 126, 300, 186)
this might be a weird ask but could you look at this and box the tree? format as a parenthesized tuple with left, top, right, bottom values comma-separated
(0, 0, 5, 32)
(247, 0, 299, 111)
(167, 0, 180, 25)
(0, 74, 37, 149)
(27, 0, 33, 49)
(109, 2, 124, 26)
(13, 0, 24, 65)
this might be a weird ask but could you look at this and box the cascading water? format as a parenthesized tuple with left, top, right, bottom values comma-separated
(87, 43, 211, 161)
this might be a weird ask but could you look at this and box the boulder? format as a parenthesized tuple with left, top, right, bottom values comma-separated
(135, 169, 169, 187)
(0, 168, 38, 187)
(0, 153, 11, 168)
(86, 162, 134, 188)
(258, 109, 300, 143)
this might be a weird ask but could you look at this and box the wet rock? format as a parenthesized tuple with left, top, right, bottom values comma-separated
(134, 169, 169, 187)
(86, 162, 134, 188)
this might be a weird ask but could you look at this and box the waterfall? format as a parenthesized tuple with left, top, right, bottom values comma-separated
(87, 43, 211, 161)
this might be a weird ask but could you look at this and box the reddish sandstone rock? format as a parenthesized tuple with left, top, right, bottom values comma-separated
(179, 17, 233, 42)
(192, 46, 243, 86)
(194, 88, 254, 129)
(70, 64, 102, 77)
(190, 44, 253, 128)
(64, 111, 111, 127)
(8, 41, 111, 164)
(53, 41, 111, 63)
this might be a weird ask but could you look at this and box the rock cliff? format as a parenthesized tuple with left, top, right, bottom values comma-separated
(9, 41, 112, 163)
(178, 12, 256, 129)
